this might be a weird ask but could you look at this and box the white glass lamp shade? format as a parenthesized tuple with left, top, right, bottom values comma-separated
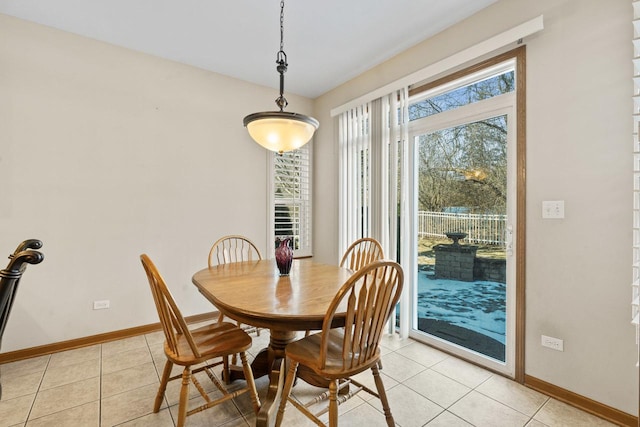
(243, 111, 319, 153)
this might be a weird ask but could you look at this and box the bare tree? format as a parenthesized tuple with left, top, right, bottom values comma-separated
(412, 71, 512, 214)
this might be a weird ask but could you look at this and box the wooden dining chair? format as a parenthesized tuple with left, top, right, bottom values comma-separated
(338, 237, 387, 365)
(208, 235, 262, 338)
(339, 237, 384, 272)
(300, 237, 386, 339)
(140, 254, 260, 427)
(275, 260, 404, 427)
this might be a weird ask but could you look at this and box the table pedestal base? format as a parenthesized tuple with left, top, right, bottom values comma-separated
(225, 330, 345, 427)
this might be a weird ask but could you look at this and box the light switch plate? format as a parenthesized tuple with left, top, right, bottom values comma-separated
(542, 200, 564, 219)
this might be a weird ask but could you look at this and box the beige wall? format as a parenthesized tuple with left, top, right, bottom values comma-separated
(1, 0, 637, 417)
(0, 14, 312, 351)
(312, 0, 636, 416)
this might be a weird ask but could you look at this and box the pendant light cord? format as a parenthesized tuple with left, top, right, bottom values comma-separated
(275, 0, 288, 111)
(279, 0, 285, 53)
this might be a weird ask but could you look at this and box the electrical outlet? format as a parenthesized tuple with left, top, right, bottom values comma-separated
(541, 334, 564, 351)
(93, 300, 110, 310)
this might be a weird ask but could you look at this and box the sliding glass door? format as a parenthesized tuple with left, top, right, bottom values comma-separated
(407, 61, 518, 376)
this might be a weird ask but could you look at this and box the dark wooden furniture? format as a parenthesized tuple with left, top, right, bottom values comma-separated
(0, 239, 44, 399)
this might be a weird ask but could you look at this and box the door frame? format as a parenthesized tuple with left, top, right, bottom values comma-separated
(404, 46, 526, 382)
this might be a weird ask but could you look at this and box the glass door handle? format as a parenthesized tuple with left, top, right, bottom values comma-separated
(505, 225, 514, 256)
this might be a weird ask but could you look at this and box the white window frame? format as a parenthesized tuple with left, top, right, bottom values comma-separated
(406, 60, 518, 376)
(267, 143, 313, 258)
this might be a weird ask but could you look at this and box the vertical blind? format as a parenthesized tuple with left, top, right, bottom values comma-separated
(337, 90, 408, 259)
(338, 88, 410, 336)
(274, 145, 312, 257)
(633, 0, 640, 366)
(338, 102, 371, 253)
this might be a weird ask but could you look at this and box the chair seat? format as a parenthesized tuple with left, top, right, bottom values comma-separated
(166, 321, 253, 365)
(285, 329, 381, 379)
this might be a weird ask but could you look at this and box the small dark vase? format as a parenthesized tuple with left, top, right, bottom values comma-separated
(275, 238, 293, 276)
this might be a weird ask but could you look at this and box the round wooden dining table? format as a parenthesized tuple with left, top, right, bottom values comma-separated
(192, 258, 354, 427)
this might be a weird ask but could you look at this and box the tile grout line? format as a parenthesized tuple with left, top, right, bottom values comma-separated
(4, 334, 612, 427)
(470, 374, 550, 426)
(383, 346, 454, 423)
(24, 354, 51, 426)
(146, 332, 176, 426)
(98, 343, 103, 427)
(528, 397, 552, 426)
(373, 345, 446, 426)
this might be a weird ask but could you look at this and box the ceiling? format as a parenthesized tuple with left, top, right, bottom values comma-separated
(0, 0, 497, 99)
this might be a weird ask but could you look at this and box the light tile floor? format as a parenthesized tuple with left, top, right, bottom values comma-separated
(0, 326, 616, 427)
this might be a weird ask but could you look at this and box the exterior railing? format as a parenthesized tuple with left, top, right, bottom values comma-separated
(418, 211, 507, 245)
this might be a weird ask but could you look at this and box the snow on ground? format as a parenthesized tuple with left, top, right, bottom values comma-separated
(417, 272, 506, 344)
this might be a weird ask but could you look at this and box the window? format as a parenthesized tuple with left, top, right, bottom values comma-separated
(269, 144, 312, 257)
(409, 69, 515, 121)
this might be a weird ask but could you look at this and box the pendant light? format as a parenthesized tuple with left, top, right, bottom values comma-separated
(243, 0, 319, 154)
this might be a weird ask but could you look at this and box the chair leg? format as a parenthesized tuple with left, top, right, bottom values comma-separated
(154, 360, 173, 412)
(275, 360, 299, 427)
(233, 321, 242, 365)
(177, 367, 191, 427)
(371, 364, 394, 427)
(239, 351, 261, 414)
(222, 355, 231, 384)
(328, 379, 339, 427)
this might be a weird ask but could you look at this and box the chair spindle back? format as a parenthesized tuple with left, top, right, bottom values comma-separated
(319, 260, 403, 371)
(140, 254, 200, 359)
(339, 237, 384, 272)
(208, 235, 262, 267)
